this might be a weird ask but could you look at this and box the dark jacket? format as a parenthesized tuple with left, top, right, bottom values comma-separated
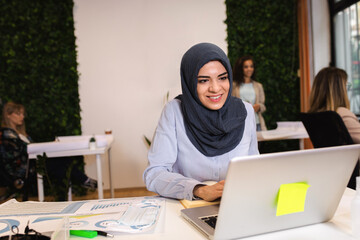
(0, 127, 34, 188)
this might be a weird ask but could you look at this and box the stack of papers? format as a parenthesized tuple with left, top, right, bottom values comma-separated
(0, 196, 164, 237)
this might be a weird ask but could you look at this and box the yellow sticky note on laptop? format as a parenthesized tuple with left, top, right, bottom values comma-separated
(276, 182, 310, 216)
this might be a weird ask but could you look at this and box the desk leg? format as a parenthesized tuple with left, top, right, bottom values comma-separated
(37, 173, 44, 202)
(108, 148, 114, 198)
(68, 185, 72, 201)
(96, 154, 104, 199)
(300, 139, 304, 150)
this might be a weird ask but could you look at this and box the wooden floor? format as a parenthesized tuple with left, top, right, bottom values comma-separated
(72, 187, 158, 201)
(1, 187, 158, 203)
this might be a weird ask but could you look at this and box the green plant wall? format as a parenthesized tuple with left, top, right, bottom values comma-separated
(0, 0, 85, 198)
(0, 0, 81, 142)
(226, 0, 300, 153)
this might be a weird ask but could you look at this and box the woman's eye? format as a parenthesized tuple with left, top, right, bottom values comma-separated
(198, 79, 208, 83)
(220, 76, 228, 81)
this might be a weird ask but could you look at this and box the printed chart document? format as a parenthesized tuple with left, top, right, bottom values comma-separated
(0, 196, 164, 237)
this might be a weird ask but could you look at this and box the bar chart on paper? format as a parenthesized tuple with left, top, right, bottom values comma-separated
(0, 197, 165, 237)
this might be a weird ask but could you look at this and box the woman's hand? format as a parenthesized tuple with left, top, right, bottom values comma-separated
(253, 104, 260, 113)
(193, 180, 225, 201)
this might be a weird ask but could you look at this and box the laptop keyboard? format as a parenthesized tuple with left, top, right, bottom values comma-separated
(200, 215, 218, 229)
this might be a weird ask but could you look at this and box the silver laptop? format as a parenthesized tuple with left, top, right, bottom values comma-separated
(181, 144, 360, 240)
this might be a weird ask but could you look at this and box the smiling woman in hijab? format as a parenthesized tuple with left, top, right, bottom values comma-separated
(143, 43, 259, 201)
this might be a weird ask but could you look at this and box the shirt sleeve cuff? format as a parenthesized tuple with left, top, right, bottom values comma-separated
(185, 181, 205, 200)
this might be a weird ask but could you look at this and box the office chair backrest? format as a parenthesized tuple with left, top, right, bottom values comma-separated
(300, 111, 357, 189)
(300, 111, 354, 148)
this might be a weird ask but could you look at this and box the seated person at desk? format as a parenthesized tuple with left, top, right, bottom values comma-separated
(308, 67, 360, 143)
(0, 101, 97, 199)
(143, 43, 259, 201)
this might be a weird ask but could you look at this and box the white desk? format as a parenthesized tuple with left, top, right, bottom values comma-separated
(257, 121, 309, 149)
(28, 135, 114, 202)
(99, 188, 356, 240)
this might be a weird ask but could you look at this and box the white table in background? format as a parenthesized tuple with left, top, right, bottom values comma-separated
(97, 188, 356, 239)
(257, 121, 309, 149)
(28, 135, 114, 201)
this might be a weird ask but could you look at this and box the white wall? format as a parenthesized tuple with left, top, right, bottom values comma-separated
(311, 0, 331, 82)
(73, 0, 227, 189)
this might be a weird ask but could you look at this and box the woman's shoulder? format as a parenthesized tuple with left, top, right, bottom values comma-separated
(336, 107, 356, 117)
(252, 80, 263, 87)
(237, 100, 255, 117)
(233, 81, 241, 88)
(160, 98, 182, 119)
(232, 83, 240, 97)
(0, 127, 19, 140)
(231, 97, 252, 111)
(165, 98, 181, 110)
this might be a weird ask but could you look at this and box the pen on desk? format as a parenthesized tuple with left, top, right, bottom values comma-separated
(97, 231, 114, 238)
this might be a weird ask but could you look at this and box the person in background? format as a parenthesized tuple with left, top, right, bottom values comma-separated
(308, 67, 360, 143)
(143, 43, 258, 202)
(0, 101, 97, 199)
(232, 56, 267, 131)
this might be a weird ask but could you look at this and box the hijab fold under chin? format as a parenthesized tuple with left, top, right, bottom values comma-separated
(177, 43, 247, 157)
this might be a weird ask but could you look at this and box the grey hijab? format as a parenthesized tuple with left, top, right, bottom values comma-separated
(177, 43, 247, 157)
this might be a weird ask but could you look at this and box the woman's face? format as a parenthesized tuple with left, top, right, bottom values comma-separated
(243, 60, 254, 79)
(7, 109, 25, 128)
(196, 61, 230, 110)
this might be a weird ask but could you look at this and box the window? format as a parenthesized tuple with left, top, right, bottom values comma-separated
(331, 0, 360, 115)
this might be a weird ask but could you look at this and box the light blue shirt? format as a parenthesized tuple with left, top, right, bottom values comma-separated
(240, 83, 259, 124)
(143, 99, 259, 200)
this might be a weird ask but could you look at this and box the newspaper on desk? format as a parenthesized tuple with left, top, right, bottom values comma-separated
(0, 196, 164, 236)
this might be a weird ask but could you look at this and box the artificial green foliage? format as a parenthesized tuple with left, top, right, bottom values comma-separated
(0, 0, 86, 197)
(226, 0, 300, 153)
(0, 0, 81, 142)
